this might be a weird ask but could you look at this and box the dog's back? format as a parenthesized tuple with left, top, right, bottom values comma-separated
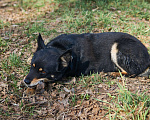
(47, 32, 150, 76)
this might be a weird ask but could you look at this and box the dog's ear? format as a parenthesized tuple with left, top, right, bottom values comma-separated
(57, 49, 72, 71)
(37, 33, 46, 51)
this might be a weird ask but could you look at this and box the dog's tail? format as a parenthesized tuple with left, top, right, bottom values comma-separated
(138, 59, 150, 77)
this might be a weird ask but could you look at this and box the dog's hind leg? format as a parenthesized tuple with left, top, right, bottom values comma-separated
(111, 39, 150, 77)
(111, 43, 127, 72)
(110, 42, 129, 77)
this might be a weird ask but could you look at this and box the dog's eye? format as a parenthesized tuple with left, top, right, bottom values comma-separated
(40, 71, 46, 75)
(42, 71, 46, 74)
(38, 68, 46, 74)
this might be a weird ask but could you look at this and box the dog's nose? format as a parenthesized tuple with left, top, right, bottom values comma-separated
(24, 79, 31, 85)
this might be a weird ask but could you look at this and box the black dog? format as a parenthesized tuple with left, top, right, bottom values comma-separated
(24, 32, 150, 87)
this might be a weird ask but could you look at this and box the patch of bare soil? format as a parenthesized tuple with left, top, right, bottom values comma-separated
(0, 0, 55, 24)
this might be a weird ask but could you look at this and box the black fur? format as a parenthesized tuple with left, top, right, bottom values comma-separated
(24, 32, 150, 86)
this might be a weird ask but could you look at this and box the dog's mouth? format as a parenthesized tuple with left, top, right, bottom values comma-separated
(24, 78, 50, 88)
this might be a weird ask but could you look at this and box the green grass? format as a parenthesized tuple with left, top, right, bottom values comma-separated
(14, 0, 149, 36)
(77, 73, 103, 88)
(0, 20, 10, 29)
(1, 53, 22, 73)
(15, 0, 51, 9)
(113, 83, 149, 119)
(95, 83, 150, 120)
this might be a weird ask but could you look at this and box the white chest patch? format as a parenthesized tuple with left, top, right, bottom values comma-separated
(111, 42, 126, 72)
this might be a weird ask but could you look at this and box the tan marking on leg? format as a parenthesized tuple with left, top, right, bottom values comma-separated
(121, 72, 128, 75)
(111, 42, 127, 73)
(111, 72, 128, 77)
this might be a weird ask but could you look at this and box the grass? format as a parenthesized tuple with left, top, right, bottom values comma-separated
(115, 84, 149, 120)
(13, 0, 149, 36)
(78, 73, 104, 88)
(0, 20, 10, 29)
(95, 83, 150, 120)
(0, 0, 150, 119)
(1, 52, 22, 74)
(16, 0, 51, 9)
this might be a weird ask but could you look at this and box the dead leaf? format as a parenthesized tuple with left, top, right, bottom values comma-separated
(25, 88, 36, 95)
(58, 98, 69, 106)
(63, 87, 71, 93)
(22, 100, 48, 110)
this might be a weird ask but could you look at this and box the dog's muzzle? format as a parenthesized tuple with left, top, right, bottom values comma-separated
(24, 78, 50, 87)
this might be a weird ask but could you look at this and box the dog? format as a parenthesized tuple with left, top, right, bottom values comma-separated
(24, 32, 150, 87)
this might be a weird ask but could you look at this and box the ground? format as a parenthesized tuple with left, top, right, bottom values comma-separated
(0, 0, 150, 119)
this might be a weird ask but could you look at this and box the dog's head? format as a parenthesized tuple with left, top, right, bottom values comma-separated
(24, 34, 72, 87)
